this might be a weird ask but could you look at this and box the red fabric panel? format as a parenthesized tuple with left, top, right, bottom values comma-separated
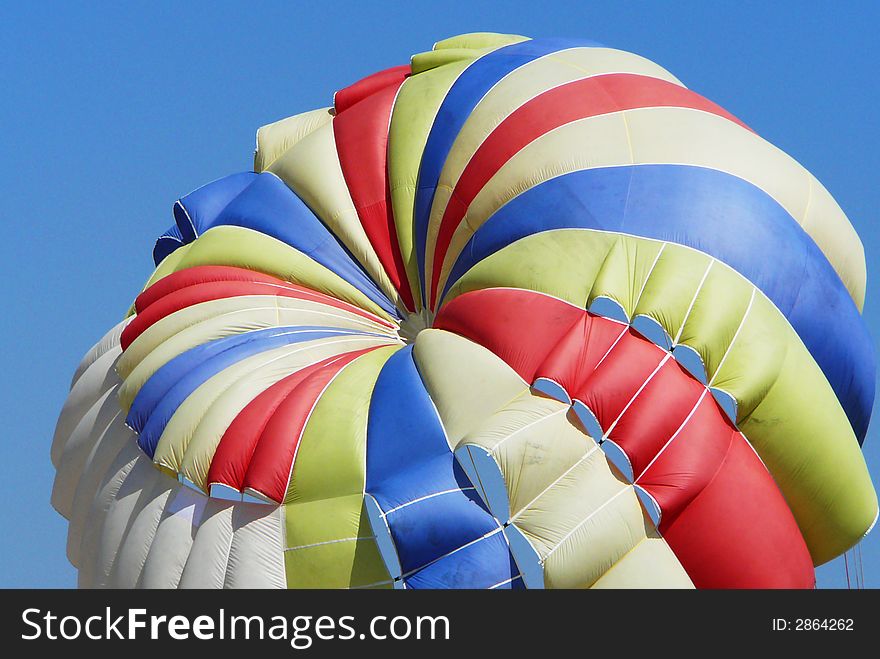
(206, 366, 317, 494)
(334, 65, 410, 114)
(573, 330, 668, 433)
(433, 288, 584, 382)
(207, 348, 375, 503)
(242, 348, 373, 502)
(134, 266, 292, 313)
(333, 71, 415, 311)
(536, 314, 627, 394)
(427, 73, 752, 306)
(660, 436, 815, 588)
(602, 358, 708, 476)
(635, 392, 736, 523)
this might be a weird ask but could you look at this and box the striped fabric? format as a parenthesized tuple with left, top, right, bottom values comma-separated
(51, 32, 876, 589)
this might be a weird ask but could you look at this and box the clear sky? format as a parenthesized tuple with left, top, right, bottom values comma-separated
(1, 1, 878, 588)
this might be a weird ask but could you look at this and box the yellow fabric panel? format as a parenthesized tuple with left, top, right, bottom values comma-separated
(151, 335, 392, 479)
(264, 126, 404, 311)
(432, 33, 528, 51)
(444, 229, 615, 308)
(388, 59, 475, 310)
(632, 248, 715, 343)
(706, 292, 786, 419)
(676, 263, 754, 380)
(284, 497, 390, 589)
(281, 346, 399, 588)
(739, 355, 877, 565)
(590, 530, 693, 589)
(283, 345, 398, 504)
(444, 228, 877, 563)
(254, 107, 333, 172)
(435, 107, 865, 309)
(411, 49, 486, 74)
(589, 238, 666, 316)
(410, 35, 525, 76)
(390, 36, 529, 308)
(411, 328, 528, 448)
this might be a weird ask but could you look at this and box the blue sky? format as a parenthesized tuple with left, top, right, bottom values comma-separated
(1, 1, 878, 588)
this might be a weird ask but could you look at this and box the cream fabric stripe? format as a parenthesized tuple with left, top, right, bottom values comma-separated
(254, 107, 334, 172)
(264, 125, 405, 311)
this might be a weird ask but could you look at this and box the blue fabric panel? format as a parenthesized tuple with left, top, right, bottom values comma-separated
(442, 164, 875, 440)
(366, 346, 517, 585)
(128, 326, 365, 456)
(152, 224, 184, 265)
(413, 37, 602, 303)
(173, 172, 257, 242)
(386, 481, 500, 575)
(404, 531, 521, 589)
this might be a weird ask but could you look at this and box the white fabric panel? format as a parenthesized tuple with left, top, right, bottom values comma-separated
(107, 465, 175, 588)
(90, 454, 165, 588)
(55, 323, 290, 589)
(462, 393, 585, 516)
(70, 318, 129, 387)
(138, 486, 206, 588)
(51, 387, 122, 518)
(178, 502, 235, 589)
(52, 343, 123, 466)
(67, 419, 134, 567)
(802, 172, 866, 307)
(517, 453, 646, 589)
(76, 442, 141, 588)
(224, 506, 286, 588)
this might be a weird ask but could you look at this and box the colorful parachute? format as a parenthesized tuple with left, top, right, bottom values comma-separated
(52, 33, 877, 589)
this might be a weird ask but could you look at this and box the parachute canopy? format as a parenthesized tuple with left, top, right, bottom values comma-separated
(52, 32, 877, 589)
